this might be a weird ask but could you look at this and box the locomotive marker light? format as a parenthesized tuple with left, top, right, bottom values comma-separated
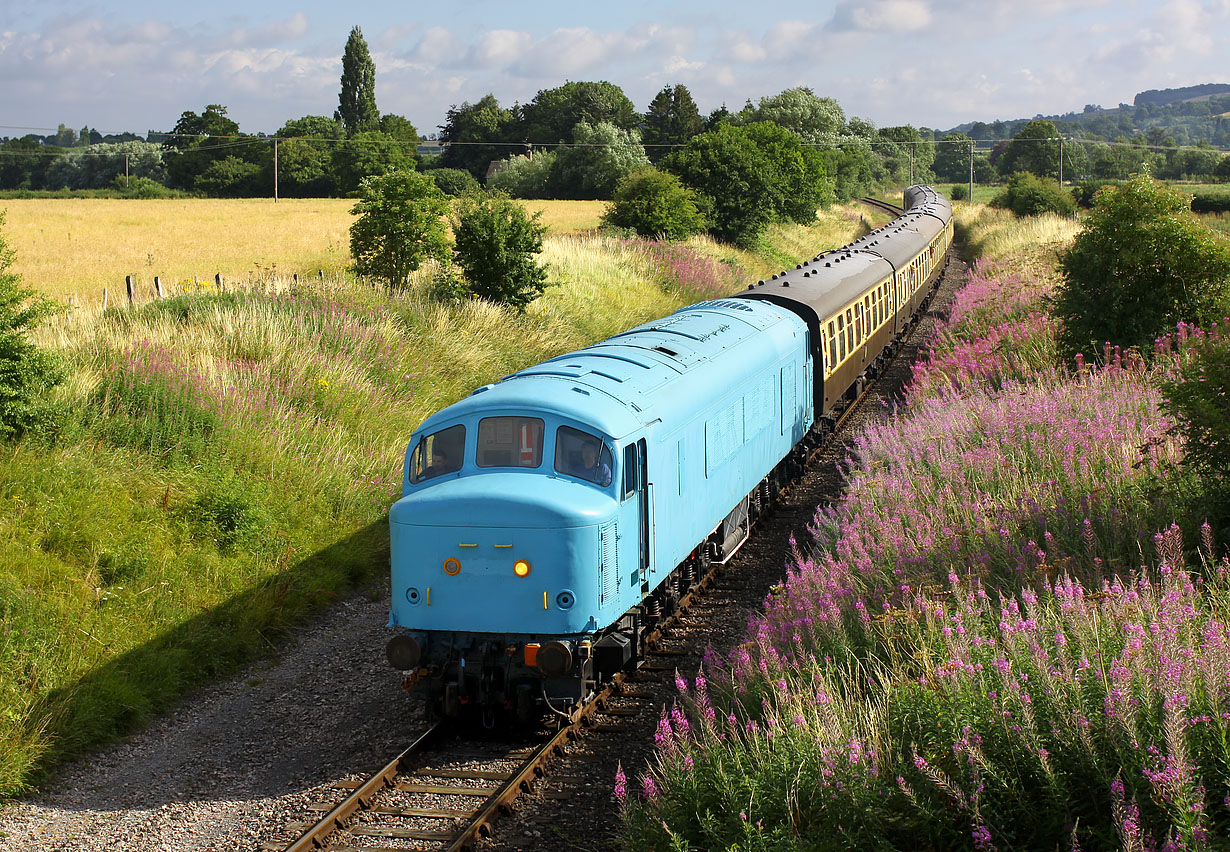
(513, 559, 531, 577)
(443, 557, 461, 575)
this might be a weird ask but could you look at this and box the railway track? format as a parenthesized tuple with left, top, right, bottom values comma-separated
(859, 195, 905, 217)
(263, 228, 949, 852)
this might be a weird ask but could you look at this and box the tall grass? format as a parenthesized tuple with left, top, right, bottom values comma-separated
(0, 205, 868, 795)
(622, 215, 1230, 850)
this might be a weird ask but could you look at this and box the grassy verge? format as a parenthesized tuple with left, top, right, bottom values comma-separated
(621, 206, 1230, 850)
(0, 204, 867, 796)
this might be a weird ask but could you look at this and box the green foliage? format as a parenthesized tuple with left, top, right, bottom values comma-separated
(1056, 173, 1230, 359)
(427, 168, 480, 197)
(109, 175, 179, 199)
(1191, 189, 1230, 214)
(642, 84, 704, 164)
(161, 104, 254, 191)
(438, 94, 515, 180)
(663, 121, 831, 245)
(737, 87, 845, 143)
(515, 80, 638, 143)
(194, 155, 264, 197)
(487, 151, 556, 198)
(602, 168, 706, 240)
(451, 191, 549, 309)
(949, 183, 970, 201)
(1215, 155, 1230, 183)
(997, 119, 1062, 179)
(349, 170, 450, 288)
(0, 213, 64, 440)
(331, 131, 417, 194)
(548, 121, 650, 200)
(1071, 178, 1120, 208)
(990, 171, 1076, 217)
(934, 132, 974, 182)
(45, 142, 167, 190)
(1162, 333, 1230, 512)
(336, 26, 379, 134)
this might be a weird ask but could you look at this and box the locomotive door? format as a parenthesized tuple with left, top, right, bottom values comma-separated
(620, 439, 652, 596)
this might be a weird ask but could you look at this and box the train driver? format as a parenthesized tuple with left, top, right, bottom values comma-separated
(570, 440, 612, 487)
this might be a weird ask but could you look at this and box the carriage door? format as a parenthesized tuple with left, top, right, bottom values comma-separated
(622, 440, 652, 595)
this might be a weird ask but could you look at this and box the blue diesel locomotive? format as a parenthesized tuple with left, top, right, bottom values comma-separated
(386, 187, 953, 721)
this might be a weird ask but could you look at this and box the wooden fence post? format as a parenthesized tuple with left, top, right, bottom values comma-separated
(125, 275, 135, 306)
(215, 273, 223, 291)
(318, 269, 324, 281)
(102, 288, 109, 311)
(154, 276, 163, 299)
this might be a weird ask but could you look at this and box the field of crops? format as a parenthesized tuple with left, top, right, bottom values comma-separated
(0, 198, 608, 302)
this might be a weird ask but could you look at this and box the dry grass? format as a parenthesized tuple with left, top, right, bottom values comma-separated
(3, 197, 611, 304)
(954, 202, 1080, 263)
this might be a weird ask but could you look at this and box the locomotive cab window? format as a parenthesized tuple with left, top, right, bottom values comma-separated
(476, 417, 544, 468)
(409, 424, 465, 483)
(555, 426, 613, 487)
(622, 443, 638, 500)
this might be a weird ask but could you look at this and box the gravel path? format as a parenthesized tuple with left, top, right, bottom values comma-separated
(0, 248, 967, 852)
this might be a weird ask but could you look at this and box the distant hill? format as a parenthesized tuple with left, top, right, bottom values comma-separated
(941, 84, 1230, 148)
(1135, 84, 1230, 107)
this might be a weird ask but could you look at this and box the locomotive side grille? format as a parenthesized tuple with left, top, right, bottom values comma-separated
(599, 521, 616, 606)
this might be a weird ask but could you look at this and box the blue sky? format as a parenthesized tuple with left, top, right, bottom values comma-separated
(2, 1, 1227, 138)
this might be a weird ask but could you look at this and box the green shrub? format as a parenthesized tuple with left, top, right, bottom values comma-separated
(452, 191, 549, 309)
(426, 168, 480, 197)
(990, 171, 1075, 217)
(1163, 330, 1230, 518)
(948, 183, 969, 201)
(602, 168, 706, 240)
(348, 170, 450, 288)
(1071, 178, 1120, 208)
(1056, 173, 1230, 359)
(1191, 190, 1230, 214)
(108, 175, 178, 199)
(0, 213, 64, 440)
(487, 152, 556, 199)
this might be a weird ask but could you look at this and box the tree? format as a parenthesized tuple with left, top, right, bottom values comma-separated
(515, 81, 638, 144)
(997, 119, 1061, 179)
(0, 213, 63, 439)
(990, 172, 1075, 217)
(428, 168, 480, 197)
(44, 141, 166, 190)
(337, 26, 379, 134)
(740, 122, 832, 224)
(602, 168, 706, 240)
(274, 116, 343, 196)
(738, 88, 845, 143)
(452, 192, 549, 309)
(487, 152, 556, 199)
(548, 121, 650, 199)
(438, 94, 515, 180)
(1055, 173, 1230, 359)
(642, 84, 704, 164)
(878, 126, 935, 184)
(934, 133, 974, 182)
(662, 124, 779, 246)
(349, 171, 450, 288)
(332, 131, 418, 194)
(161, 104, 251, 191)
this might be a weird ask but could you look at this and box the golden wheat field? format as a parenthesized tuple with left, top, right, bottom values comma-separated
(1, 197, 606, 303)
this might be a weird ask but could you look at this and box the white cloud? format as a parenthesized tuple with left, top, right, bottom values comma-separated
(829, 0, 933, 33)
(471, 29, 533, 67)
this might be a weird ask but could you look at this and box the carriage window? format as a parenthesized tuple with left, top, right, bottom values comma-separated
(845, 308, 853, 351)
(865, 295, 872, 330)
(828, 321, 838, 370)
(555, 426, 613, 487)
(855, 305, 863, 344)
(477, 417, 543, 468)
(409, 424, 465, 483)
(837, 314, 846, 360)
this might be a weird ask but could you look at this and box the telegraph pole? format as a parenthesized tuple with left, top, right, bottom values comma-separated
(273, 138, 279, 203)
(969, 142, 974, 202)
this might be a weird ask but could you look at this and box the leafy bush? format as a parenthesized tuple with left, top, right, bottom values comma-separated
(427, 168, 480, 197)
(602, 168, 706, 240)
(948, 183, 969, 201)
(451, 191, 549, 309)
(0, 213, 64, 440)
(110, 175, 178, 199)
(1191, 190, 1230, 214)
(1056, 173, 1230, 359)
(349, 170, 450, 288)
(547, 121, 650, 200)
(990, 171, 1075, 217)
(1071, 178, 1120, 208)
(1162, 327, 1230, 517)
(487, 152, 556, 199)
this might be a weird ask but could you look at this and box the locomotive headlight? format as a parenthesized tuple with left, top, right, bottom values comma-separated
(386, 634, 422, 670)
(513, 559, 531, 578)
(443, 557, 461, 576)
